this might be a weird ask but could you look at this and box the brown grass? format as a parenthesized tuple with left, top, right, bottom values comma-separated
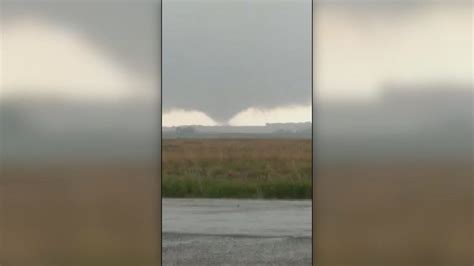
(1, 144, 471, 265)
(314, 162, 472, 266)
(162, 139, 312, 198)
(0, 163, 161, 266)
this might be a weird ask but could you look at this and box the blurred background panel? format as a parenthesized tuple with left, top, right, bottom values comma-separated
(0, 1, 161, 265)
(313, 0, 472, 265)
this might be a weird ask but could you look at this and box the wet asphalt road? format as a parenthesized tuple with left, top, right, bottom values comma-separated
(162, 198, 312, 265)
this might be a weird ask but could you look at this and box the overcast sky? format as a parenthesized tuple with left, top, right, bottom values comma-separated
(314, 1, 472, 102)
(1, 0, 161, 79)
(1, 0, 471, 126)
(162, 0, 312, 123)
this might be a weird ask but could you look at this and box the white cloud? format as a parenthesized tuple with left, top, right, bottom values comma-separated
(163, 109, 218, 127)
(314, 5, 473, 102)
(1, 17, 148, 102)
(229, 105, 311, 126)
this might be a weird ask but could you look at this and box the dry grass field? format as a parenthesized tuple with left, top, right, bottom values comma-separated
(315, 162, 472, 266)
(0, 163, 161, 266)
(162, 139, 312, 199)
(0, 141, 471, 265)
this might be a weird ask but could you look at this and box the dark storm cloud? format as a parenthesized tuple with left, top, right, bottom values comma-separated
(2, 0, 311, 122)
(1, 0, 160, 78)
(162, 0, 312, 122)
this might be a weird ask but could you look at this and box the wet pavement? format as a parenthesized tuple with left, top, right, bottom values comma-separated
(162, 198, 312, 265)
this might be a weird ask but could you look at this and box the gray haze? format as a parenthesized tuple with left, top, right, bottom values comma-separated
(1, 0, 161, 79)
(162, 0, 312, 122)
(1, 1, 161, 162)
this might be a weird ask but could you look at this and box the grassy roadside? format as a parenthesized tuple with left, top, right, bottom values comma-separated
(162, 175, 311, 199)
(162, 139, 312, 199)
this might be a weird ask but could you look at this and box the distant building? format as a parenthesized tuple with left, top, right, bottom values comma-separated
(266, 122, 311, 133)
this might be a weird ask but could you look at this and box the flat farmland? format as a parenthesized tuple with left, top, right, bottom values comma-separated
(315, 162, 472, 265)
(162, 139, 312, 199)
(0, 163, 161, 266)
